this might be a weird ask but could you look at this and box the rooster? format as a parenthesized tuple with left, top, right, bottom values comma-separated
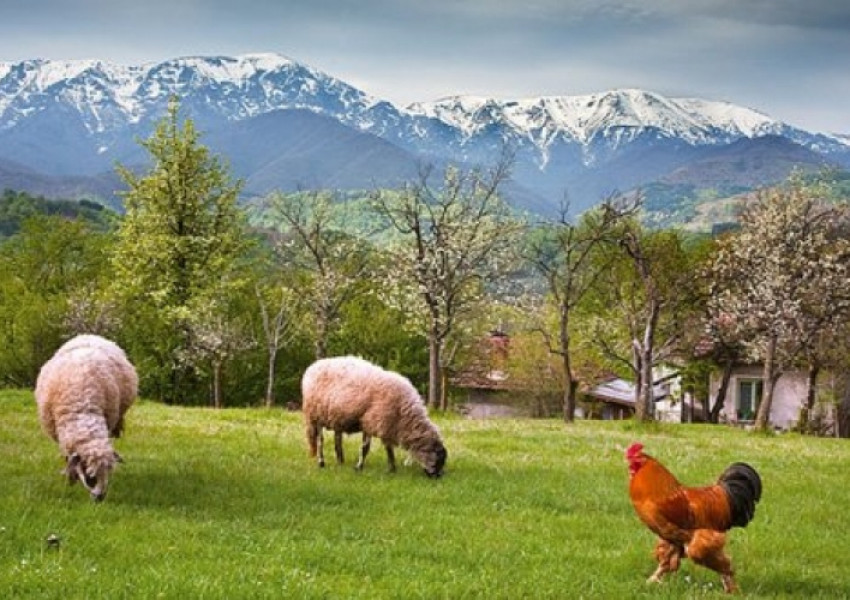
(625, 442, 762, 593)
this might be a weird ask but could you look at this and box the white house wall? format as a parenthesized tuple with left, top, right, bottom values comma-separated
(711, 365, 807, 429)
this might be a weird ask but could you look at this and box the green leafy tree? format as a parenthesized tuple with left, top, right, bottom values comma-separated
(0, 215, 112, 386)
(110, 98, 248, 404)
(333, 289, 429, 386)
(250, 239, 309, 408)
(261, 190, 372, 360)
(589, 221, 703, 421)
(521, 196, 639, 422)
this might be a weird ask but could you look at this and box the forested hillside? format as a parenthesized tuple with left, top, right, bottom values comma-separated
(2, 102, 849, 435)
(0, 189, 115, 238)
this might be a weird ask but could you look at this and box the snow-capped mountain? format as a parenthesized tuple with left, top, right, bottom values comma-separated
(0, 53, 399, 144)
(0, 53, 847, 215)
(411, 90, 783, 145)
(409, 90, 848, 164)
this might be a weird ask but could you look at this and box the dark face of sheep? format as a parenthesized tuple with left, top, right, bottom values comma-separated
(65, 451, 122, 502)
(418, 440, 447, 478)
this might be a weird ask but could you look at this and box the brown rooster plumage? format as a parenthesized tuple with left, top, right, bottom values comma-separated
(625, 442, 762, 593)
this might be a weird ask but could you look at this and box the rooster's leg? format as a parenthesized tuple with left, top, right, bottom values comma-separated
(648, 538, 683, 584)
(686, 530, 737, 593)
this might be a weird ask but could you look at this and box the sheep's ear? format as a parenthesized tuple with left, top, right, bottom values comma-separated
(113, 451, 124, 463)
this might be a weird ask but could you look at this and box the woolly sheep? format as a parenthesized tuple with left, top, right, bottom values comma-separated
(301, 356, 447, 478)
(35, 334, 138, 501)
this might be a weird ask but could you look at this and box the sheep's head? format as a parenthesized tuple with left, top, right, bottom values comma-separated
(65, 450, 122, 502)
(415, 439, 447, 478)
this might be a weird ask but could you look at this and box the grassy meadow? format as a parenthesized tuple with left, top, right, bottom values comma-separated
(1, 389, 849, 599)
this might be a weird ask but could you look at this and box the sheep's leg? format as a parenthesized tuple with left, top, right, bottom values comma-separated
(315, 425, 325, 468)
(334, 431, 345, 464)
(356, 434, 371, 470)
(110, 416, 125, 438)
(307, 421, 325, 467)
(385, 444, 396, 472)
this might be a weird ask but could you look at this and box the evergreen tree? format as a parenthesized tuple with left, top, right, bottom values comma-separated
(111, 98, 248, 404)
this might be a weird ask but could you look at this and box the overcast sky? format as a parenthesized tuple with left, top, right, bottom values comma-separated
(1, 0, 848, 134)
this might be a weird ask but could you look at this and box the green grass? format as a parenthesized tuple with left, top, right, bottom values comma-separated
(2, 390, 849, 599)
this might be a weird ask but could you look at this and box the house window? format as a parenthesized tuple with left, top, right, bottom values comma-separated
(737, 379, 763, 421)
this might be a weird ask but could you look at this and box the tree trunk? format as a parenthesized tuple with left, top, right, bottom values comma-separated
(838, 385, 850, 439)
(640, 345, 655, 421)
(264, 347, 277, 408)
(212, 360, 223, 409)
(315, 309, 328, 360)
(632, 340, 645, 420)
(633, 337, 656, 421)
(633, 299, 659, 422)
(709, 359, 734, 423)
(562, 376, 578, 424)
(315, 331, 327, 360)
(801, 362, 820, 430)
(641, 301, 660, 421)
(427, 332, 441, 408)
(560, 338, 576, 423)
(754, 336, 778, 431)
(559, 313, 576, 423)
(439, 369, 449, 411)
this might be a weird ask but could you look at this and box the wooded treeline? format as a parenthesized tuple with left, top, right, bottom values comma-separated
(2, 101, 849, 433)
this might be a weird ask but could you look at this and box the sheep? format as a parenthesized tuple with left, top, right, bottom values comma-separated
(301, 356, 447, 478)
(35, 334, 138, 501)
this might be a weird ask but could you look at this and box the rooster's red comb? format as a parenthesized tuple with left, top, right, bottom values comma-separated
(625, 442, 644, 458)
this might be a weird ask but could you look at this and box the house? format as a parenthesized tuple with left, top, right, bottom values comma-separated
(582, 374, 697, 423)
(709, 364, 809, 430)
(450, 330, 562, 417)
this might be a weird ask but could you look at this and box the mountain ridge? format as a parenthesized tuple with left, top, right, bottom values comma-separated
(0, 53, 847, 217)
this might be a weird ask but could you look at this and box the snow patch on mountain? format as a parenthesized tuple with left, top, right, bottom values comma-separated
(0, 53, 385, 133)
(408, 89, 784, 148)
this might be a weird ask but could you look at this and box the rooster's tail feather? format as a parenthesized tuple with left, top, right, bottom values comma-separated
(718, 462, 762, 528)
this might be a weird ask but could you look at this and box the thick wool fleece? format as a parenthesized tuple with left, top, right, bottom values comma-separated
(301, 356, 442, 459)
(35, 335, 138, 475)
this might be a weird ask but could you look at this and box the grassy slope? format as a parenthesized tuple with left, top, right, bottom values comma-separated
(1, 390, 848, 599)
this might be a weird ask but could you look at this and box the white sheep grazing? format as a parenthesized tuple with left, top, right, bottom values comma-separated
(35, 334, 138, 501)
(301, 356, 447, 478)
